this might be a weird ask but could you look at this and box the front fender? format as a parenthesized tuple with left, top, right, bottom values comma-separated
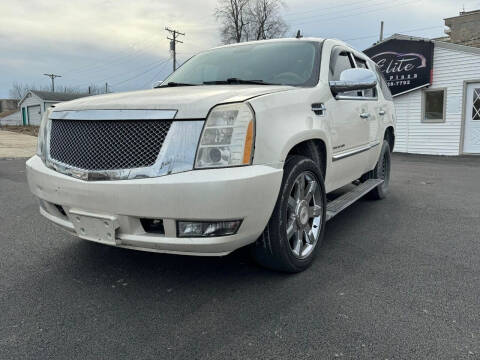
(248, 87, 332, 167)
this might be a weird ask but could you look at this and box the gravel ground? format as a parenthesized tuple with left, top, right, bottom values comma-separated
(0, 126, 39, 137)
(1, 154, 479, 359)
(0, 130, 37, 158)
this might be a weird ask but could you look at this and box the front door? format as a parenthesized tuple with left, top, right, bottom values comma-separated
(328, 48, 370, 155)
(327, 47, 371, 189)
(22, 107, 26, 125)
(463, 83, 480, 154)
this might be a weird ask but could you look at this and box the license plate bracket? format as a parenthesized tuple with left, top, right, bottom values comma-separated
(69, 209, 119, 245)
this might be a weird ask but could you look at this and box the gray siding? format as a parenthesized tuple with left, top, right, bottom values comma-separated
(0, 111, 21, 126)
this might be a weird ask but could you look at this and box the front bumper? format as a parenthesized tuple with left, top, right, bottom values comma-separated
(26, 156, 283, 256)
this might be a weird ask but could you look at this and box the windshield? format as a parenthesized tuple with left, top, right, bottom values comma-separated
(162, 41, 321, 87)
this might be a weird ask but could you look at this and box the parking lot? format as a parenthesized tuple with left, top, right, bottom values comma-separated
(1, 154, 479, 359)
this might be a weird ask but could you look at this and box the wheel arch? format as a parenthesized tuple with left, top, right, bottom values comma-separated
(384, 126, 395, 152)
(283, 134, 328, 177)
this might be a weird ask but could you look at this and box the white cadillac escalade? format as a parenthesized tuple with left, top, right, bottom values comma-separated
(26, 38, 395, 272)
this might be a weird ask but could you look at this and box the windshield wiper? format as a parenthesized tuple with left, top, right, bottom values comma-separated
(203, 78, 277, 85)
(157, 82, 198, 88)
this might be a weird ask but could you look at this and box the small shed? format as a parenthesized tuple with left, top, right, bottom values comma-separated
(365, 34, 480, 155)
(18, 91, 89, 126)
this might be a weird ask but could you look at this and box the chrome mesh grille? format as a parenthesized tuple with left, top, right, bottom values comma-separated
(49, 120, 172, 170)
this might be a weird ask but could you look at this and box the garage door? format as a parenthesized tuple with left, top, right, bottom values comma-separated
(27, 105, 42, 125)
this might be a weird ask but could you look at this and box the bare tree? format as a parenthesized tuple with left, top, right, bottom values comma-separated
(215, 0, 287, 44)
(248, 0, 287, 40)
(215, 0, 251, 43)
(8, 82, 44, 100)
(8, 82, 98, 100)
(86, 84, 104, 95)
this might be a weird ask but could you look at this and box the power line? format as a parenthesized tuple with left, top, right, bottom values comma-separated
(285, 0, 396, 23)
(43, 73, 62, 92)
(64, 45, 164, 83)
(284, 0, 478, 21)
(290, 0, 419, 26)
(343, 25, 445, 42)
(342, 16, 480, 44)
(141, 57, 172, 88)
(62, 36, 161, 76)
(74, 57, 169, 88)
(283, 0, 382, 18)
(165, 27, 185, 72)
(111, 57, 172, 88)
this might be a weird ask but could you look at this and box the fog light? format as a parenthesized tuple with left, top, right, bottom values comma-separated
(177, 220, 242, 237)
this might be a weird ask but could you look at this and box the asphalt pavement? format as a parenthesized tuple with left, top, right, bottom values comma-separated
(1, 154, 479, 359)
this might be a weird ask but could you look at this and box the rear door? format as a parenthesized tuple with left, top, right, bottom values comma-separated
(353, 56, 381, 146)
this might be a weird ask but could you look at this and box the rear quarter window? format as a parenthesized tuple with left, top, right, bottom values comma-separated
(375, 65, 393, 101)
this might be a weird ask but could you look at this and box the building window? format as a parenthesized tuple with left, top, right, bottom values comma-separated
(472, 88, 480, 120)
(422, 89, 446, 123)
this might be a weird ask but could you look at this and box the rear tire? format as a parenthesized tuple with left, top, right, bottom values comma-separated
(361, 140, 391, 200)
(251, 155, 327, 273)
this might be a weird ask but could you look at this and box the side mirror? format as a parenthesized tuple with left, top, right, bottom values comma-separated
(329, 68, 377, 94)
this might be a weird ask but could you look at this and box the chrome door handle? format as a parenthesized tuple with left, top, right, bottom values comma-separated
(360, 112, 370, 119)
(379, 110, 386, 116)
(311, 103, 326, 116)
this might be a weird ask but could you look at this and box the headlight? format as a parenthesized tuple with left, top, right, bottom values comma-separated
(36, 109, 50, 160)
(195, 103, 254, 168)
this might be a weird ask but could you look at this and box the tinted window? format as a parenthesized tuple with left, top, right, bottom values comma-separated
(354, 56, 367, 69)
(423, 90, 445, 122)
(375, 65, 393, 101)
(354, 57, 375, 97)
(329, 50, 354, 81)
(163, 41, 321, 87)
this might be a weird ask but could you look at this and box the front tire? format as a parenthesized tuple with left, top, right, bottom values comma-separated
(252, 155, 327, 272)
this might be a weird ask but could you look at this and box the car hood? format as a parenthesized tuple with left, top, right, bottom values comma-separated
(53, 85, 295, 119)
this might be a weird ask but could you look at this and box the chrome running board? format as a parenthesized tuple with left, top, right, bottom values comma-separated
(326, 179, 384, 221)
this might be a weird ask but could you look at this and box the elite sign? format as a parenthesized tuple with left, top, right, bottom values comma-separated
(364, 39, 434, 96)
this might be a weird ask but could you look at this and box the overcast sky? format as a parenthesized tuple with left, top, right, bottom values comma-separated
(0, 0, 476, 98)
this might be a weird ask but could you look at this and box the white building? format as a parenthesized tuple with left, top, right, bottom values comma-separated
(0, 99, 20, 126)
(18, 90, 89, 126)
(0, 110, 21, 126)
(366, 34, 480, 155)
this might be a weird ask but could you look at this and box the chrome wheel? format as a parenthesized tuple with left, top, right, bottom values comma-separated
(286, 171, 323, 259)
(252, 155, 326, 272)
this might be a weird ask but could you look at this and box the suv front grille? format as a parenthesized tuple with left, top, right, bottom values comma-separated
(49, 119, 172, 171)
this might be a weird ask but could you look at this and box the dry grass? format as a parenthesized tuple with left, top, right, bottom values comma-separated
(0, 125, 39, 137)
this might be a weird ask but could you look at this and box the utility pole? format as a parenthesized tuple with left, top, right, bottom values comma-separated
(105, 82, 109, 93)
(165, 27, 185, 72)
(379, 21, 384, 42)
(43, 73, 62, 92)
